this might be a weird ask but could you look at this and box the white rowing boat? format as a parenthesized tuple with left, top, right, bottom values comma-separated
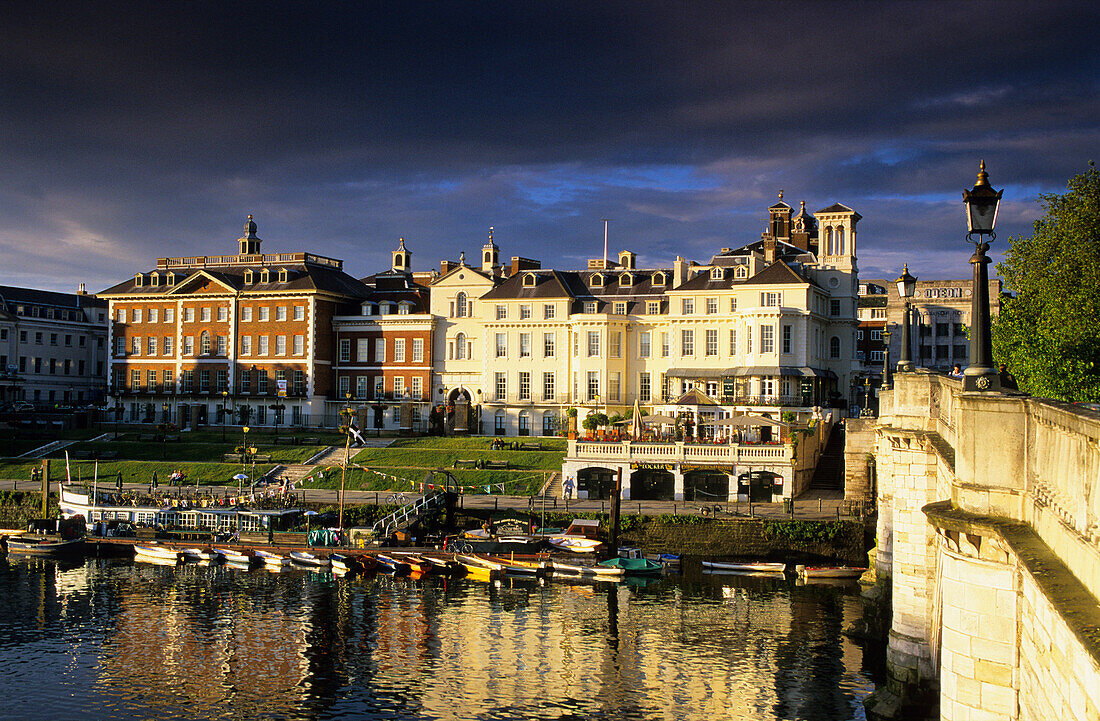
(255, 549, 291, 568)
(702, 560, 787, 573)
(795, 565, 867, 579)
(548, 559, 625, 579)
(134, 543, 180, 563)
(290, 550, 330, 567)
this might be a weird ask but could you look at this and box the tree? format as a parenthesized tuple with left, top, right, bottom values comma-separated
(993, 163, 1100, 402)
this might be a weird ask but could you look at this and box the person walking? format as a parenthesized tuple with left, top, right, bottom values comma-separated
(562, 475, 575, 500)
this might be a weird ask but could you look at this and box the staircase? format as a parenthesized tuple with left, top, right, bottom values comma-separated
(270, 446, 343, 486)
(538, 472, 561, 501)
(372, 491, 447, 537)
(809, 424, 846, 491)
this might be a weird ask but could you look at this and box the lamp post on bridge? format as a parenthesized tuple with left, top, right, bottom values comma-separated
(962, 160, 1003, 392)
(895, 264, 917, 373)
(881, 330, 892, 391)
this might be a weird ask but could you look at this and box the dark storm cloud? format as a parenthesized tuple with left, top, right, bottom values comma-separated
(0, 1, 1096, 291)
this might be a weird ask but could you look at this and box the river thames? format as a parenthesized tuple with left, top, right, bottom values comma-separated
(0, 556, 876, 720)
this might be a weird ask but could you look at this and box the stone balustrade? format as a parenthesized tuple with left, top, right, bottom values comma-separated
(867, 368, 1100, 721)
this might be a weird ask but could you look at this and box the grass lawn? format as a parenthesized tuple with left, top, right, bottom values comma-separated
(0, 459, 278, 486)
(385, 437, 567, 451)
(45, 440, 327, 464)
(350, 447, 562, 470)
(303, 465, 550, 495)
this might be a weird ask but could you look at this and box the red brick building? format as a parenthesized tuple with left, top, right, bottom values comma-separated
(98, 217, 370, 428)
(332, 239, 434, 432)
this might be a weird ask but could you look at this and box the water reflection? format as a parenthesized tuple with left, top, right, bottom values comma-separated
(0, 556, 873, 720)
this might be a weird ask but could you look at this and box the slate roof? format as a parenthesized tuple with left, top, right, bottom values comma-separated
(0, 285, 106, 309)
(97, 263, 371, 299)
(481, 268, 673, 301)
(674, 260, 812, 291)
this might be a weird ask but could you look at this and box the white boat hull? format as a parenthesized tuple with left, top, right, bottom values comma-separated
(702, 561, 787, 573)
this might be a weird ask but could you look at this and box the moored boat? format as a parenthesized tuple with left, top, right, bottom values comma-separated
(5, 536, 86, 557)
(290, 550, 330, 567)
(795, 565, 867, 579)
(182, 547, 219, 563)
(597, 556, 663, 575)
(547, 537, 603, 553)
(481, 554, 549, 576)
(375, 553, 410, 574)
(134, 543, 181, 563)
(702, 560, 788, 574)
(548, 558, 625, 579)
(547, 519, 603, 553)
(215, 548, 254, 566)
(255, 549, 291, 568)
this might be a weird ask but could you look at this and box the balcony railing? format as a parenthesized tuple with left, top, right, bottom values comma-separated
(567, 439, 793, 464)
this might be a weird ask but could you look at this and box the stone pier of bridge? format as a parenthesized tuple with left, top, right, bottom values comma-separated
(855, 369, 1100, 721)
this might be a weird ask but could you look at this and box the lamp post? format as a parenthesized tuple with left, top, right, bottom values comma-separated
(863, 376, 872, 416)
(881, 330, 893, 391)
(895, 264, 917, 372)
(161, 402, 170, 460)
(338, 392, 353, 531)
(962, 160, 1003, 391)
(221, 390, 228, 442)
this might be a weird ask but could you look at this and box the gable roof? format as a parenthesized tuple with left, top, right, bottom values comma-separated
(97, 263, 371, 299)
(743, 260, 811, 285)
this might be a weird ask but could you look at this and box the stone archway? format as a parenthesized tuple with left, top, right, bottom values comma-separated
(629, 469, 675, 501)
(683, 470, 730, 502)
(578, 466, 617, 500)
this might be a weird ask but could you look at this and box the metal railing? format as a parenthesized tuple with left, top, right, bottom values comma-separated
(372, 490, 446, 538)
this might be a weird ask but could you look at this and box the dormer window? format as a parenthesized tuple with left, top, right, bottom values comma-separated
(591, 273, 605, 287)
(244, 269, 254, 284)
(621, 273, 634, 287)
(652, 272, 667, 286)
(149, 272, 159, 287)
(735, 266, 748, 279)
(361, 303, 374, 316)
(380, 302, 392, 315)
(398, 302, 411, 315)
(711, 267, 724, 280)
(166, 273, 175, 286)
(277, 268, 289, 283)
(134, 273, 143, 287)
(584, 301, 598, 314)
(260, 268, 270, 283)
(523, 273, 537, 287)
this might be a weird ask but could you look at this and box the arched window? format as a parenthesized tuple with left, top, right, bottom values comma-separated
(201, 330, 212, 355)
(455, 332, 466, 360)
(523, 273, 537, 287)
(711, 267, 724, 280)
(244, 269, 253, 284)
(829, 336, 841, 359)
(260, 268, 270, 283)
(652, 272, 667, 286)
(824, 227, 833, 255)
(836, 226, 845, 255)
(518, 411, 531, 436)
(735, 266, 748, 279)
(455, 292, 467, 318)
(494, 410, 506, 435)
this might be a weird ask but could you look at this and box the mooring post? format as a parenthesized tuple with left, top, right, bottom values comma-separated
(41, 459, 50, 518)
(608, 467, 623, 555)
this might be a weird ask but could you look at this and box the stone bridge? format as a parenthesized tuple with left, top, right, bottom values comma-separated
(849, 370, 1100, 720)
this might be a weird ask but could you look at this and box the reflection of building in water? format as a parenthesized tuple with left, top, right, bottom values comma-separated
(13, 561, 867, 719)
(94, 564, 316, 719)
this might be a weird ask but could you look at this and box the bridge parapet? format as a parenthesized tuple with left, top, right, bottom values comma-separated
(867, 370, 1100, 720)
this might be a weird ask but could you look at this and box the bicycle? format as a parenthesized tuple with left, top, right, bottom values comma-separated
(387, 492, 408, 505)
(444, 538, 473, 553)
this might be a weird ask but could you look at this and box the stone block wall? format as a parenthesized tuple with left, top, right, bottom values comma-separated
(845, 418, 877, 503)
(1018, 568, 1100, 720)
